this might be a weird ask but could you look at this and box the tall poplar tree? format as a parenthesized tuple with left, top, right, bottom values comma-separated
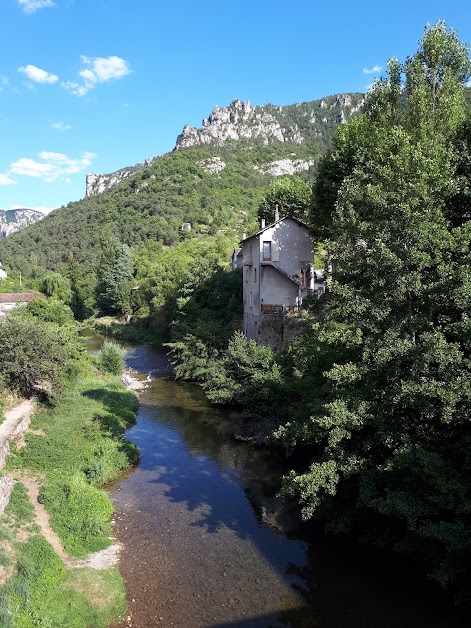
(279, 22, 471, 586)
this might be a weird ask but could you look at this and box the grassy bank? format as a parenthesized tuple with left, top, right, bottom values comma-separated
(0, 366, 139, 627)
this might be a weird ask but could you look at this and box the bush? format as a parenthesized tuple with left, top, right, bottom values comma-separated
(98, 340, 126, 376)
(0, 315, 75, 400)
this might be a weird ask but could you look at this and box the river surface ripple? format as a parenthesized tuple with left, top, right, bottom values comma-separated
(107, 343, 468, 628)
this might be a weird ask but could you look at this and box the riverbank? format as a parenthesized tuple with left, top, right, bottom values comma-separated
(0, 365, 139, 627)
(89, 315, 160, 346)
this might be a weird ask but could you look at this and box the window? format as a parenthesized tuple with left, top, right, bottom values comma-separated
(254, 268, 257, 282)
(263, 241, 272, 261)
(249, 292, 253, 307)
(246, 268, 249, 283)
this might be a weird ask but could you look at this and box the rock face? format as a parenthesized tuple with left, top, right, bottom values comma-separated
(197, 156, 226, 174)
(254, 158, 315, 177)
(0, 209, 44, 238)
(86, 158, 154, 197)
(174, 94, 364, 150)
(176, 99, 285, 148)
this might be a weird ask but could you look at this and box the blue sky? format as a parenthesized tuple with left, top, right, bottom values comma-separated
(1, 0, 471, 213)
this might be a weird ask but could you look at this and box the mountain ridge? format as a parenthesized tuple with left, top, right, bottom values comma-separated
(85, 93, 364, 197)
(0, 208, 44, 238)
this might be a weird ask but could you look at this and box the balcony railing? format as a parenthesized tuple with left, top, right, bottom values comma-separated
(260, 304, 283, 314)
(260, 304, 301, 315)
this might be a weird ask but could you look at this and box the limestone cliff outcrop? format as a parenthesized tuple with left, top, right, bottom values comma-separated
(175, 94, 364, 150)
(0, 209, 44, 238)
(86, 158, 154, 197)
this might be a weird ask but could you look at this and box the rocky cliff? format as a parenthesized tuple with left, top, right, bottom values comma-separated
(0, 209, 44, 238)
(85, 93, 364, 198)
(175, 94, 364, 150)
(86, 158, 154, 197)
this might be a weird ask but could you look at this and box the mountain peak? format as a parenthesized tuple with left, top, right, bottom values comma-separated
(174, 94, 364, 151)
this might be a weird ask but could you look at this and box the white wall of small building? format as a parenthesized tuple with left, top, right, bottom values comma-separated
(257, 219, 314, 276)
(260, 266, 298, 306)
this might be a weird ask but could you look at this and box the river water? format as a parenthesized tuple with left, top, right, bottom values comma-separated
(84, 337, 468, 628)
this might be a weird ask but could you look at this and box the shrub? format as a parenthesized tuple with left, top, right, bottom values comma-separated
(0, 316, 74, 400)
(98, 340, 126, 376)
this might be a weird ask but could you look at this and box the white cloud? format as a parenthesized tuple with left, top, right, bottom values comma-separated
(17, 0, 54, 14)
(51, 121, 72, 131)
(62, 55, 132, 96)
(61, 81, 88, 97)
(18, 64, 59, 85)
(0, 174, 16, 185)
(363, 65, 382, 75)
(8, 151, 95, 183)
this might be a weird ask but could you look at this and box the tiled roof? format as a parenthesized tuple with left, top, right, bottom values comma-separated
(0, 293, 41, 303)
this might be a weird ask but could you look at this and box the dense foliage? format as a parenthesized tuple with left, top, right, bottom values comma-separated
(99, 340, 127, 376)
(275, 22, 471, 589)
(0, 304, 81, 400)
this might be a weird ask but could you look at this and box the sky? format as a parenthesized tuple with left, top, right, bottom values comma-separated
(1, 0, 471, 213)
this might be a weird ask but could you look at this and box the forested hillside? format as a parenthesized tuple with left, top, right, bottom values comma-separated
(0, 93, 364, 278)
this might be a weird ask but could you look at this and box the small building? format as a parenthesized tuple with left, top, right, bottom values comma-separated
(239, 213, 316, 345)
(0, 293, 41, 317)
(0, 262, 7, 280)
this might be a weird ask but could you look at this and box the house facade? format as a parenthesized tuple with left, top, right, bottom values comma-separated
(239, 215, 320, 343)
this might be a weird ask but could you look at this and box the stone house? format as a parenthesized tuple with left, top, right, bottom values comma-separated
(0, 293, 41, 317)
(238, 213, 321, 347)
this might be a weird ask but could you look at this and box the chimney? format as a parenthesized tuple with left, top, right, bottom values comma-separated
(242, 232, 247, 240)
(274, 203, 280, 222)
(261, 218, 266, 229)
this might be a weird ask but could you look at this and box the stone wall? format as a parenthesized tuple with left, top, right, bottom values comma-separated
(257, 314, 305, 352)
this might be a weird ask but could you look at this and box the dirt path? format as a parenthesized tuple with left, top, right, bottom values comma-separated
(9, 472, 121, 570)
(1, 400, 120, 571)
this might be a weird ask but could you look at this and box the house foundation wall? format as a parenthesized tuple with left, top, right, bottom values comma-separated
(257, 314, 306, 352)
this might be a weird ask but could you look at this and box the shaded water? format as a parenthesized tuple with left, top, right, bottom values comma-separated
(81, 335, 468, 628)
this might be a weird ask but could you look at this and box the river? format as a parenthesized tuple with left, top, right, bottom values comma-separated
(85, 335, 468, 627)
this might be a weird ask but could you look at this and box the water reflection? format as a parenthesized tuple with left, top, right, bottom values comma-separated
(98, 340, 468, 628)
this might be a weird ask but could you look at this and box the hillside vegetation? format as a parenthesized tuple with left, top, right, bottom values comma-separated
(0, 94, 364, 278)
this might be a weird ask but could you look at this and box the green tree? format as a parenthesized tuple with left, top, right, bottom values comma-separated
(277, 22, 471, 587)
(98, 340, 127, 376)
(0, 315, 75, 399)
(258, 176, 311, 223)
(96, 237, 134, 316)
(39, 272, 73, 304)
